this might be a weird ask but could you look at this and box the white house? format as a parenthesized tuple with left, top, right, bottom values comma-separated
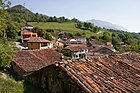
(65, 44, 88, 59)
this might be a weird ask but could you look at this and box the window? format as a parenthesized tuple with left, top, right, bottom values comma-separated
(41, 42, 48, 47)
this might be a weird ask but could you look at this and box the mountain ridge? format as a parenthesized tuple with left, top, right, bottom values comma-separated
(87, 19, 127, 31)
(7, 4, 33, 14)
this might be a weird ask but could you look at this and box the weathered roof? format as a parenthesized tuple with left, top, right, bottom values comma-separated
(94, 46, 115, 52)
(90, 39, 106, 45)
(21, 31, 37, 35)
(14, 49, 62, 73)
(73, 35, 85, 39)
(22, 37, 30, 41)
(65, 44, 87, 51)
(28, 37, 50, 43)
(59, 52, 140, 93)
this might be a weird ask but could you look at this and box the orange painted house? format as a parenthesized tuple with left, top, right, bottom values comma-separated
(21, 31, 38, 46)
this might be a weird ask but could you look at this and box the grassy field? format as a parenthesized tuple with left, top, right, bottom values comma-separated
(0, 71, 46, 93)
(28, 22, 105, 38)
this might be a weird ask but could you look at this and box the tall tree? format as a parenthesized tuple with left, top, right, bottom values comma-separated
(0, 0, 16, 69)
(0, 0, 11, 37)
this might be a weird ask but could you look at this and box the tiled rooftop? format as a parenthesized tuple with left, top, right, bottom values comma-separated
(21, 31, 37, 35)
(28, 37, 50, 43)
(59, 52, 140, 93)
(14, 49, 62, 73)
(65, 44, 87, 51)
(72, 35, 85, 39)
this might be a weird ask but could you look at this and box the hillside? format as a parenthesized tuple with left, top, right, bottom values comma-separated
(28, 22, 105, 38)
(7, 5, 48, 22)
(87, 19, 127, 31)
(0, 71, 46, 93)
(7, 4, 140, 52)
(7, 5, 33, 14)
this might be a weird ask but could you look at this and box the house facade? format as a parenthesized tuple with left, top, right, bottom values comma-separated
(28, 37, 53, 50)
(93, 47, 115, 56)
(65, 44, 88, 59)
(71, 36, 87, 44)
(21, 31, 38, 46)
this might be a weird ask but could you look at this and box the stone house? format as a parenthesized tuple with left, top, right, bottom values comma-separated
(13, 49, 84, 93)
(93, 47, 115, 56)
(64, 44, 88, 59)
(13, 50, 140, 93)
(71, 36, 87, 44)
(28, 37, 53, 50)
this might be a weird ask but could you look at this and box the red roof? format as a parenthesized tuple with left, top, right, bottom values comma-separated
(73, 35, 85, 39)
(59, 52, 140, 93)
(65, 44, 87, 51)
(28, 37, 50, 43)
(22, 38, 30, 41)
(21, 31, 37, 35)
(14, 49, 62, 73)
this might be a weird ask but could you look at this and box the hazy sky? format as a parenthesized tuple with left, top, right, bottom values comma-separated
(10, 0, 140, 32)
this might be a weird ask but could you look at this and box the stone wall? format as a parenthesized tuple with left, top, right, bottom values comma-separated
(24, 65, 85, 93)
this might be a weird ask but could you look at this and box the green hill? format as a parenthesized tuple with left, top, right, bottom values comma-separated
(7, 5, 48, 22)
(28, 22, 105, 38)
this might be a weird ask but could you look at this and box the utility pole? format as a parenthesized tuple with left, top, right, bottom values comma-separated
(23, 3, 25, 7)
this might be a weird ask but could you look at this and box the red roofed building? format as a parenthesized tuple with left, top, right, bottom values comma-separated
(28, 37, 53, 50)
(58, 52, 140, 93)
(13, 49, 63, 76)
(21, 31, 38, 46)
(65, 44, 88, 59)
(13, 52, 140, 93)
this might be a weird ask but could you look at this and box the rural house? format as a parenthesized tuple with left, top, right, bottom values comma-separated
(13, 49, 84, 93)
(21, 31, 38, 46)
(65, 44, 88, 59)
(13, 51, 140, 93)
(93, 47, 115, 56)
(28, 37, 53, 50)
(71, 35, 87, 44)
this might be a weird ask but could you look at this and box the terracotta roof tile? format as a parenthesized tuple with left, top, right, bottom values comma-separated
(28, 37, 50, 43)
(59, 52, 140, 93)
(14, 49, 62, 73)
(65, 44, 87, 51)
(22, 38, 30, 41)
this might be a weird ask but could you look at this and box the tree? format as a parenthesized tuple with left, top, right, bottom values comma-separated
(0, 41, 15, 68)
(0, 1, 16, 69)
(112, 37, 120, 50)
(76, 22, 82, 28)
(43, 32, 53, 40)
(92, 26, 100, 33)
(0, 0, 13, 38)
(33, 27, 45, 37)
(6, 21, 18, 39)
(83, 22, 93, 30)
(71, 18, 79, 22)
(102, 32, 112, 42)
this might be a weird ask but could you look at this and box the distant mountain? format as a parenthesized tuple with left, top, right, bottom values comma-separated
(87, 19, 127, 31)
(7, 5, 33, 14)
(7, 5, 48, 22)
